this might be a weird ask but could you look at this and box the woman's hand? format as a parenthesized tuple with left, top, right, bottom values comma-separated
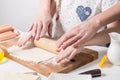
(18, 0, 53, 47)
(27, 12, 53, 40)
(18, 12, 53, 47)
(56, 21, 100, 51)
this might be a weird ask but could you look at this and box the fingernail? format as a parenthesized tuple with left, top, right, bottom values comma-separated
(56, 49, 60, 52)
(59, 48, 63, 52)
(56, 44, 59, 48)
(55, 58, 59, 63)
(74, 45, 78, 48)
(35, 37, 39, 40)
(56, 59, 60, 63)
(56, 47, 61, 51)
(18, 43, 22, 47)
(18, 45, 21, 47)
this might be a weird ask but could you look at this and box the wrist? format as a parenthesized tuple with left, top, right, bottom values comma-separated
(40, 0, 51, 11)
(88, 17, 102, 31)
(40, 0, 54, 17)
(38, 5, 51, 17)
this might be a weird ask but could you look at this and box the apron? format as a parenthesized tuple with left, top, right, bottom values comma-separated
(53, 0, 119, 38)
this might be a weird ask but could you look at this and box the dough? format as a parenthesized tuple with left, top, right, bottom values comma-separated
(0, 71, 41, 80)
(8, 45, 57, 63)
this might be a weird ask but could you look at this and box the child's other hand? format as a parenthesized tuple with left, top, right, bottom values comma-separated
(56, 45, 83, 63)
(56, 21, 99, 51)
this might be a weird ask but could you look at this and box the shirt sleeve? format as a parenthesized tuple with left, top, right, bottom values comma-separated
(102, 0, 120, 11)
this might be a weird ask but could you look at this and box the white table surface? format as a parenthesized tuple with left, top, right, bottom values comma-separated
(0, 46, 120, 80)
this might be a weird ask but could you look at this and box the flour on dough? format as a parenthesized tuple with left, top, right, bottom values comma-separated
(0, 71, 41, 80)
(8, 45, 57, 63)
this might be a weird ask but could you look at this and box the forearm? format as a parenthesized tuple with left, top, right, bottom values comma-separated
(40, 0, 56, 17)
(51, 0, 56, 17)
(40, 0, 51, 15)
(84, 21, 120, 46)
(88, 2, 120, 30)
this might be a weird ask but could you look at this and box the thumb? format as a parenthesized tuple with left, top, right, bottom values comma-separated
(68, 50, 77, 60)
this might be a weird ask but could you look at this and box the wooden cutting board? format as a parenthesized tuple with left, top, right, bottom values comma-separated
(0, 37, 98, 77)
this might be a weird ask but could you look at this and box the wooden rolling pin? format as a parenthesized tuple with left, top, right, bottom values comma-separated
(0, 25, 14, 33)
(34, 38, 58, 54)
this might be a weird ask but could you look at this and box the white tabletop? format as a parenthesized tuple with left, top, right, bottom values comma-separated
(0, 46, 120, 80)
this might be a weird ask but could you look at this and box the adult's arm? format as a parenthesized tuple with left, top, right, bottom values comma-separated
(56, 20, 120, 63)
(56, 2, 120, 50)
(18, 0, 56, 47)
(88, 2, 120, 29)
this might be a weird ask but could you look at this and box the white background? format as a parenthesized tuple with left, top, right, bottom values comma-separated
(0, 0, 40, 31)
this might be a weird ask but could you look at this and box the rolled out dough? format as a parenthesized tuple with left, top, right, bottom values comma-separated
(8, 46, 57, 63)
(0, 71, 40, 80)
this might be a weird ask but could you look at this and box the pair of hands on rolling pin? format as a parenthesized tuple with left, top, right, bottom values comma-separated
(18, 20, 99, 63)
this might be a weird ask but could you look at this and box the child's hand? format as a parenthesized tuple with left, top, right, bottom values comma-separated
(56, 45, 83, 63)
(56, 21, 99, 51)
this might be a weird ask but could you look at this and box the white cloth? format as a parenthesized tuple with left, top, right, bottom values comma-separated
(48, 73, 92, 80)
(53, 0, 119, 38)
(0, 71, 40, 80)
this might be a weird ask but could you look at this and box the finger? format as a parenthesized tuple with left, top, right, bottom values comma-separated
(68, 46, 83, 59)
(21, 37, 31, 46)
(40, 22, 49, 37)
(68, 49, 77, 60)
(26, 23, 34, 32)
(35, 22, 42, 40)
(56, 52, 71, 63)
(18, 38, 23, 47)
(31, 23, 37, 40)
(59, 34, 82, 50)
(18, 32, 32, 47)
(22, 32, 32, 46)
(48, 23, 53, 37)
(56, 33, 75, 48)
(73, 34, 87, 48)
(18, 34, 25, 47)
(56, 49, 72, 63)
